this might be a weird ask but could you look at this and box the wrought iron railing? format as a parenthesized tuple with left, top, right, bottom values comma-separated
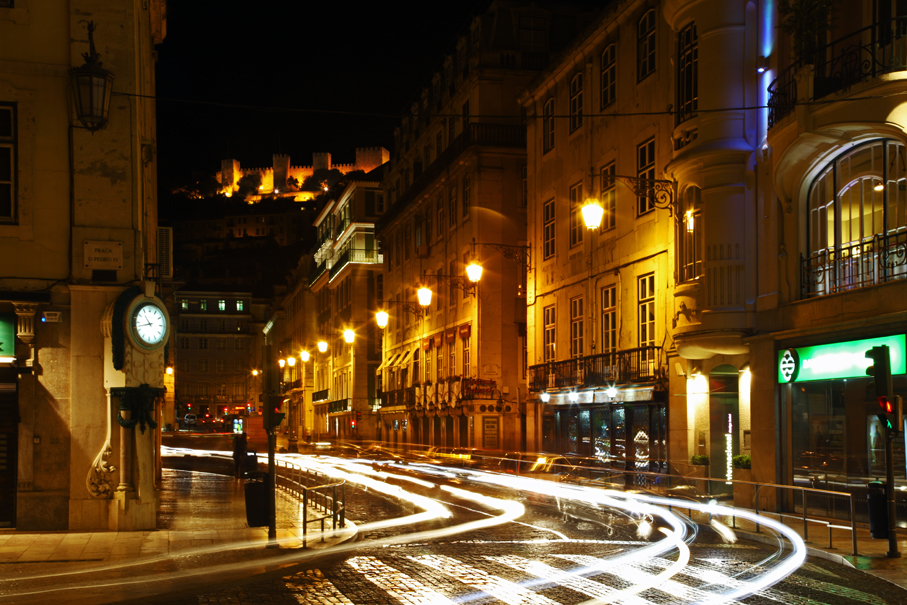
(328, 399, 350, 414)
(312, 388, 330, 402)
(308, 261, 327, 286)
(380, 387, 416, 408)
(328, 248, 382, 279)
(801, 231, 907, 298)
(769, 17, 907, 129)
(528, 346, 662, 392)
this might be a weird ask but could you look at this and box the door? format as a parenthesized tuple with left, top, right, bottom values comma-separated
(0, 368, 17, 527)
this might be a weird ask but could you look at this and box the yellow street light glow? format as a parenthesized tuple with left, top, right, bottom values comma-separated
(465, 261, 483, 283)
(343, 329, 355, 343)
(685, 210, 695, 233)
(278, 358, 286, 368)
(252, 369, 259, 376)
(376, 310, 389, 329)
(417, 286, 433, 307)
(318, 341, 328, 353)
(301, 350, 310, 362)
(165, 367, 173, 375)
(287, 356, 296, 367)
(874, 181, 885, 192)
(581, 199, 604, 229)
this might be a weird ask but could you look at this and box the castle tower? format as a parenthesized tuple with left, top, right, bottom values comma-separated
(272, 154, 290, 191)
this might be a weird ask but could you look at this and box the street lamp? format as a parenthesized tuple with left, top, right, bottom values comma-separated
(318, 341, 328, 353)
(465, 260, 483, 283)
(343, 329, 355, 344)
(376, 310, 389, 329)
(417, 286, 433, 307)
(287, 356, 296, 367)
(278, 358, 286, 369)
(69, 21, 115, 132)
(301, 350, 310, 362)
(582, 199, 604, 230)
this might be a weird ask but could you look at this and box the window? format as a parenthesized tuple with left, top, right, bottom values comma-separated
(805, 140, 907, 297)
(570, 297, 583, 358)
(198, 382, 208, 396)
(521, 165, 528, 208)
(449, 261, 457, 304)
(437, 195, 445, 235)
(218, 299, 226, 311)
(0, 103, 15, 223)
(404, 225, 411, 260)
(200, 300, 208, 311)
(543, 305, 556, 363)
(377, 192, 385, 213)
(543, 99, 555, 153)
(569, 74, 583, 132)
(600, 162, 616, 230)
(638, 274, 655, 351)
(676, 23, 698, 126)
(179, 319, 189, 331)
(569, 182, 584, 247)
(235, 383, 246, 399)
(199, 338, 208, 350)
(198, 359, 209, 373)
(519, 15, 546, 52)
(462, 335, 471, 377)
(180, 299, 188, 311)
(637, 138, 656, 215)
(178, 359, 189, 372)
(449, 185, 457, 226)
(462, 174, 470, 218)
(436, 344, 443, 381)
(180, 337, 189, 349)
(235, 359, 244, 372)
(601, 285, 617, 353)
(425, 345, 432, 382)
(449, 340, 457, 377)
(638, 9, 657, 81)
(217, 383, 227, 397)
(543, 198, 555, 259)
(216, 338, 226, 350)
(236, 300, 244, 311)
(199, 319, 207, 331)
(413, 349, 420, 385)
(436, 131, 443, 158)
(679, 187, 703, 282)
(216, 359, 226, 373)
(601, 45, 616, 109)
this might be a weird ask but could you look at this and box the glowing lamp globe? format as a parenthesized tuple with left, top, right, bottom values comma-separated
(343, 329, 355, 343)
(287, 356, 296, 367)
(417, 287, 433, 307)
(466, 262, 483, 283)
(301, 351, 310, 362)
(582, 200, 604, 229)
(317, 341, 328, 353)
(376, 310, 389, 329)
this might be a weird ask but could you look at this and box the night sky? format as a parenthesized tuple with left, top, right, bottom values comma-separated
(155, 2, 487, 188)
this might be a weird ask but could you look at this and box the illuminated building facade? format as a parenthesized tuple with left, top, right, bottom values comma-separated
(309, 177, 385, 441)
(377, 1, 593, 451)
(0, 1, 167, 530)
(523, 0, 907, 513)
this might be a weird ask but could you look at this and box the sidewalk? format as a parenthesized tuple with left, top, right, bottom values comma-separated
(0, 468, 356, 564)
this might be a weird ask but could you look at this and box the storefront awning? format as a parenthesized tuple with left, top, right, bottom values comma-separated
(377, 352, 401, 372)
(396, 349, 412, 368)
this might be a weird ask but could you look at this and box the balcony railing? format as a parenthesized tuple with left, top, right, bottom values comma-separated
(309, 261, 327, 286)
(313, 388, 330, 402)
(328, 399, 350, 414)
(528, 346, 663, 392)
(769, 17, 907, 129)
(801, 231, 907, 298)
(328, 248, 382, 279)
(282, 378, 302, 391)
(380, 387, 415, 409)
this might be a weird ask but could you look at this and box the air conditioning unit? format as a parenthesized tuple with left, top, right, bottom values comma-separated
(416, 244, 430, 258)
(157, 226, 173, 280)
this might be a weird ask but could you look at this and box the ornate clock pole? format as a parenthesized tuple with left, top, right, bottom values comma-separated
(91, 282, 170, 530)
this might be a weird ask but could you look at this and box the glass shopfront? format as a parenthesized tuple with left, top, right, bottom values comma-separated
(554, 402, 667, 475)
(780, 335, 907, 522)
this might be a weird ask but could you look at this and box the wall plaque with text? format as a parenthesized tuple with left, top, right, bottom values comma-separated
(84, 241, 123, 270)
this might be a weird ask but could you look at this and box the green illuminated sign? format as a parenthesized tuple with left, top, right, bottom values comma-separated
(777, 334, 907, 383)
(0, 313, 14, 356)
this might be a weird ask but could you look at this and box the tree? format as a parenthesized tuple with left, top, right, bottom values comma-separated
(778, 0, 839, 63)
(236, 173, 263, 199)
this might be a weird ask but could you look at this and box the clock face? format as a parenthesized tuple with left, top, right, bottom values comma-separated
(132, 303, 167, 347)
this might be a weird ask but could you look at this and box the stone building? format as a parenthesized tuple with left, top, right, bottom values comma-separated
(0, 1, 167, 530)
(522, 0, 907, 515)
(376, 1, 593, 451)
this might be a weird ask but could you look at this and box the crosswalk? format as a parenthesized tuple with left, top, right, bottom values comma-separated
(265, 548, 887, 605)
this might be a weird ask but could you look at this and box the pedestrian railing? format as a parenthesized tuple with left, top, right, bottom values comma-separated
(274, 459, 346, 548)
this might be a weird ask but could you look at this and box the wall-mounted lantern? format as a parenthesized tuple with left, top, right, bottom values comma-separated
(69, 21, 115, 132)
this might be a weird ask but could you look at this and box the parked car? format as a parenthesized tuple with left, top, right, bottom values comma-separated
(183, 413, 197, 427)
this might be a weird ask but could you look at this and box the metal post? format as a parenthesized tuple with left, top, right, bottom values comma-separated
(332, 485, 338, 531)
(755, 484, 761, 533)
(850, 494, 858, 557)
(263, 343, 278, 549)
(341, 482, 346, 528)
(886, 430, 900, 558)
(302, 486, 308, 549)
(802, 488, 808, 541)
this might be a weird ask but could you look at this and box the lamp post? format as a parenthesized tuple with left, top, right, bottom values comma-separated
(343, 329, 356, 440)
(300, 350, 311, 442)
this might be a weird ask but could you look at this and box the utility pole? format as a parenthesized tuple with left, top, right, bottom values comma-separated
(262, 343, 277, 548)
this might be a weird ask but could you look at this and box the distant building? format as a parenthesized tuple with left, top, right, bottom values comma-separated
(377, 1, 593, 451)
(217, 149, 389, 200)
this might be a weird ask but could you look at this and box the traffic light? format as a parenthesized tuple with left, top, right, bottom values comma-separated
(877, 395, 904, 436)
(866, 345, 893, 398)
(351, 411, 361, 429)
(263, 394, 285, 431)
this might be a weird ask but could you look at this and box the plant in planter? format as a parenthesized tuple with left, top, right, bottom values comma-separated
(733, 454, 751, 469)
(691, 454, 709, 466)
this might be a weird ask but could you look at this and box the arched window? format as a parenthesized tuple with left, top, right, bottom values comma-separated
(679, 186, 702, 282)
(637, 9, 656, 81)
(804, 140, 907, 297)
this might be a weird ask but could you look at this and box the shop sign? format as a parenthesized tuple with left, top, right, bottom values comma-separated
(462, 377, 496, 399)
(777, 334, 907, 383)
(0, 313, 14, 357)
(725, 413, 733, 485)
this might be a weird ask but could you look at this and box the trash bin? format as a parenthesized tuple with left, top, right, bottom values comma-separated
(244, 471, 268, 527)
(245, 451, 258, 474)
(868, 481, 888, 539)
